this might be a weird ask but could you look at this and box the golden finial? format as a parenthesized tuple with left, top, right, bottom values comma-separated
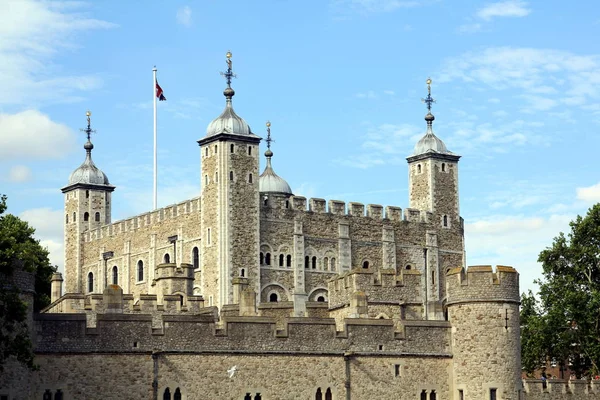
(422, 78, 435, 113)
(86, 110, 91, 117)
(226, 51, 232, 59)
(266, 121, 273, 150)
(266, 121, 271, 128)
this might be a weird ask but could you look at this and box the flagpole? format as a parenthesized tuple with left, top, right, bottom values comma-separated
(153, 66, 157, 210)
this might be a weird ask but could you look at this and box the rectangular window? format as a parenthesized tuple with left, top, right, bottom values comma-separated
(207, 228, 211, 245)
(458, 390, 464, 400)
(490, 388, 497, 400)
(394, 364, 401, 377)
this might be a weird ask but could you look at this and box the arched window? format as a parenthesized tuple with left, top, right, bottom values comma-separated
(112, 266, 118, 285)
(325, 388, 332, 400)
(73, 212, 76, 222)
(55, 389, 64, 400)
(87, 272, 94, 293)
(317, 296, 326, 303)
(406, 264, 412, 270)
(43, 389, 52, 400)
(421, 390, 427, 400)
(84, 212, 89, 222)
(286, 255, 292, 267)
(164, 253, 171, 263)
(86, 190, 89, 198)
(174, 388, 182, 400)
(312, 256, 317, 269)
(269, 293, 278, 302)
(279, 254, 284, 267)
(305, 256, 309, 269)
(214, 144, 217, 153)
(205, 147, 208, 157)
(192, 247, 199, 269)
(331, 257, 336, 271)
(430, 390, 437, 400)
(249, 173, 253, 183)
(254, 394, 261, 400)
(230, 144, 234, 153)
(163, 387, 171, 400)
(316, 388, 323, 400)
(137, 260, 144, 282)
(441, 163, 446, 172)
(363, 261, 369, 269)
(417, 164, 422, 173)
(260, 252, 264, 265)
(443, 215, 448, 227)
(323, 257, 329, 271)
(244, 394, 252, 400)
(229, 171, 233, 181)
(95, 212, 100, 222)
(265, 253, 271, 266)
(240, 268, 245, 277)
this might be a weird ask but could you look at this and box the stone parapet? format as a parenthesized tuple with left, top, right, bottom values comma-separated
(446, 265, 520, 306)
(522, 379, 600, 398)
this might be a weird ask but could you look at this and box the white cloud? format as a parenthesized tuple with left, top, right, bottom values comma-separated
(457, 23, 482, 34)
(0, 110, 76, 160)
(0, 0, 115, 106)
(176, 6, 192, 27)
(383, 90, 395, 96)
(355, 90, 377, 99)
(476, 1, 531, 21)
(8, 165, 32, 182)
(577, 182, 600, 203)
(19, 207, 65, 270)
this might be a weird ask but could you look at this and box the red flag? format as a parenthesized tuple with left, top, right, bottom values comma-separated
(156, 81, 166, 101)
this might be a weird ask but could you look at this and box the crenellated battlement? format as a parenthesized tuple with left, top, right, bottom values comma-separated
(83, 197, 201, 242)
(522, 379, 600, 397)
(446, 265, 520, 306)
(286, 195, 437, 223)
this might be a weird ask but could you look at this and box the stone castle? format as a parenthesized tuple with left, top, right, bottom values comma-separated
(0, 54, 593, 399)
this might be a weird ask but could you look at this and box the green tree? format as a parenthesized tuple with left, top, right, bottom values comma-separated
(521, 204, 600, 378)
(0, 194, 56, 371)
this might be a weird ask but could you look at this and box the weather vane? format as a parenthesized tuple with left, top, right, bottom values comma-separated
(265, 121, 273, 150)
(80, 110, 96, 142)
(220, 51, 237, 87)
(421, 78, 436, 112)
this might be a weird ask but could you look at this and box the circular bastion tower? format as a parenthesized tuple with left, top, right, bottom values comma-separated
(446, 265, 521, 400)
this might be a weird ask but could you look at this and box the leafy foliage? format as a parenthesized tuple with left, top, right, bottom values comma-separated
(0, 194, 56, 371)
(521, 204, 600, 378)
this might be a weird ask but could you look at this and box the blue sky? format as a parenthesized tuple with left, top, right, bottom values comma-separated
(1, 0, 599, 295)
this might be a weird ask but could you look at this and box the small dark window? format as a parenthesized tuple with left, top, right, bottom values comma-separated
(164, 253, 170, 263)
(249, 173, 253, 183)
(405, 265, 412, 270)
(285, 200, 289, 209)
(305, 256, 309, 269)
(66, 214, 69, 223)
(215, 172, 218, 183)
(363, 260, 369, 269)
(174, 388, 181, 400)
(443, 215, 448, 227)
(260, 252, 264, 265)
(430, 391, 437, 400)
(394, 364, 401, 377)
(245, 394, 252, 400)
(240, 268, 245, 277)
(163, 387, 171, 400)
(378, 344, 384, 351)
(286, 255, 292, 267)
(205, 147, 208, 156)
(312, 256, 317, 269)
(490, 388, 497, 400)
(43, 390, 52, 400)
(248, 146, 252, 155)
(112, 266, 118, 285)
(230, 171, 234, 181)
(331, 257, 336, 271)
(279, 254, 284, 266)
(263, 196, 268, 206)
(55, 390, 64, 400)
(73, 212, 76, 222)
(269, 293, 278, 302)
(205, 175, 208, 185)
(254, 394, 261, 400)
(193, 247, 199, 269)
(87, 272, 94, 293)
(441, 163, 445, 172)
(421, 390, 427, 400)
(325, 388, 332, 400)
(316, 388, 323, 400)
(317, 296, 325, 302)
(417, 164, 422, 173)
(137, 260, 144, 281)
(265, 253, 271, 266)
(95, 212, 100, 222)
(432, 270, 435, 285)
(230, 144, 234, 153)
(86, 190, 89, 198)
(458, 390, 464, 400)
(84, 212, 89, 222)
(214, 144, 217, 153)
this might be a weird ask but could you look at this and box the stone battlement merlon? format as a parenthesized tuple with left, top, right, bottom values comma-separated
(522, 379, 599, 395)
(446, 265, 520, 305)
(83, 197, 201, 242)
(288, 196, 438, 223)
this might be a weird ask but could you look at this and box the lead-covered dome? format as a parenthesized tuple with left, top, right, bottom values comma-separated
(205, 92, 253, 137)
(412, 112, 455, 156)
(68, 143, 111, 185)
(259, 155, 293, 195)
